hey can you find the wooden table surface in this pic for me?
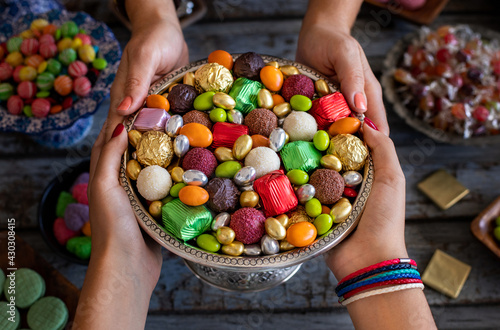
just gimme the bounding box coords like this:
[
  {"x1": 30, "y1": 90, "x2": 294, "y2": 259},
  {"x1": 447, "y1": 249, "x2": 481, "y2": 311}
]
[{"x1": 1, "y1": 1, "x2": 500, "y2": 329}]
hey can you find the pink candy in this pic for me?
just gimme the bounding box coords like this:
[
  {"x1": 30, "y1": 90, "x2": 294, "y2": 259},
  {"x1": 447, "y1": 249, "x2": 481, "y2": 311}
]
[
  {"x1": 0, "y1": 62, "x2": 13, "y2": 81},
  {"x1": 73, "y1": 76, "x2": 91, "y2": 97},
  {"x1": 72, "y1": 183, "x2": 88, "y2": 205},
  {"x1": 31, "y1": 98, "x2": 51, "y2": 117},
  {"x1": 133, "y1": 107, "x2": 171, "y2": 132},
  {"x1": 53, "y1": 217, "x2": 80, "y2": 245},
  {"x1": 20, "y1": 38, "x2": 39, "y2": 56},
  {"x1": 39, "y1": 43, "x2": 57, "y2": 59},
  {"x1": 39, "y1": 34, "x2": 55, "y2": 45},
  {"x1": 17, "y1": 81, "x2": 37, "y2": 99},
  {"x1": 68, "y1": 61, "x2": 88, "y2": 78},
  {"x1": 7, "y1": 95, "x2": 23, "y2": 115},
  {"x1": 75, "y1": 33, "x2": 92, "y2": 45}
]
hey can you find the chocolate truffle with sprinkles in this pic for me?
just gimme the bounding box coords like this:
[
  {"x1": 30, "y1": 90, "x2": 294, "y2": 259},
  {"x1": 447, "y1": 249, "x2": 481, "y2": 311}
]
[
  {"x1": 281, "y1": 74, "x2": 315, "y2": 101},
  {"x1": 309, "y1": 169, "x2": 344, "y2": 204},
  {"x1": 182, "y1": 147, "x2": 218, "y2": 177},
  {"x1": 244, "y1": 108, "x2": 278, "y2": 137},
  {"x1": 205, "y1": 178, "x2": 240, "y2": 213},
  {"x1": 167, "y1": 84, "x2": 197, "y2": 114},
  {"x1": 183, "y1": 110, "x2": 212, "y2": 130},
  {"x1": 233, "y1": 52, "x2": 265, "y2": 81},
  {"x1": 230, "y1": 207, "x2": 266, "y2": 244}
]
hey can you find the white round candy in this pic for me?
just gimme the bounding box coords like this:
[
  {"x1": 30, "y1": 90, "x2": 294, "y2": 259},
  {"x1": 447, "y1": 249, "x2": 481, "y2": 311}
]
[
  {"x1": 136, "y1": 165, "x2": 172, "y2": 201},
  {"x1": 244, "y1": 147, "x2": 280, "y2": 178},
  {"x1": 282, "y1": 111, "x2": 317, "y2": 142}
]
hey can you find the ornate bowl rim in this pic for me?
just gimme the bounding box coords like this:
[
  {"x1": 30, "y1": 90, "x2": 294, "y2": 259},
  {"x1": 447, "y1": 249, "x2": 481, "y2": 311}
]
[
  {"x1": 120, "y1": 55, "x2": 374, "y2": 271},
  {"x1": 381, "y1": 24, "x2": 500, "y2": 145},
  {"x1": 0, "y1": 9, "x2": 121, "y2": 135}
]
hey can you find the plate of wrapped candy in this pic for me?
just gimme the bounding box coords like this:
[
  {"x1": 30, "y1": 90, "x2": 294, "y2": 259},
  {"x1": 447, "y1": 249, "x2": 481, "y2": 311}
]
[
  {"x1": 120, "y1": 51, "x2": 374, "y2": 272},
  {"x1": 0, "y1": 10, "x2": 120, "y2": 141},
  {"x1": 382, "y1": 25, "x2": 500, "y2": 145}
]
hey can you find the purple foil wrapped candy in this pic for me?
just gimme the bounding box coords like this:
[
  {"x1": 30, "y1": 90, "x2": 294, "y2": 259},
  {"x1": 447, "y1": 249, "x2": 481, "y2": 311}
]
[
  {"x1": 133, "y1": 108, "x2": 171, "y2": 132},
  {"x1": 64, "y1": 203, "x2": 89, "y2": 231}
]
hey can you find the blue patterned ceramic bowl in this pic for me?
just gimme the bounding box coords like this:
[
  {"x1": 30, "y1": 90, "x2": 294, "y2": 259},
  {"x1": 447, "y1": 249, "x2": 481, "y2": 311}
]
[{"x1": 0, "y1": 9, "x2": 120, "y2": 136}]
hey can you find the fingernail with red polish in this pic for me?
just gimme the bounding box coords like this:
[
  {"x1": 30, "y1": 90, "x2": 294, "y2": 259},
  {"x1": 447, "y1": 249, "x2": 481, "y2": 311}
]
[
  {"x1": 112, "y1": 123, "x2": 124, "y2": 138},
  {"x1": 364, "y1": 117, "x2": 379, "y2": 131},
  {"x1": 117, "y1": 96, "x2": 132, "y2": 112},
  {"x1": 354, "y1": 93, "x2": 367, "y2": 111}
]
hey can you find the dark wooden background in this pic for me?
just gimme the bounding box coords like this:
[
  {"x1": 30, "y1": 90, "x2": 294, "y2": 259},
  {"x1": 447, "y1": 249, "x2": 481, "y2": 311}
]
[{"x1": 1, "y1": 0, "x2": 500, "y2": 329}]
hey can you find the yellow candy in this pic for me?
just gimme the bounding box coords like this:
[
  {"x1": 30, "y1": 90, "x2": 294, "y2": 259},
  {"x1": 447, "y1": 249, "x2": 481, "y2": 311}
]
[
  {"x1": 19, "y1": 66, "x2": 37, "y2": 81},
  {"x1": 57, "y1": 38, "x2": 73, "y2": 52},
  {"x1": 37, "y1": 61, "x2": 47, "y2": 74},
  {"x1": 71, "y1": 38, "x2": 83, "y2": 50},
  {"x1": 20, "y1": 29, "x2": 35, "y2": 39},
  {"x1": 31, "y1": 19, "x2": 49, "y2": 31},
  {"x1": 5, "y1": 52, "x2": 23, "y2": 67},
  {"x1": 78, "y1": 44, "x2": 96, "y2": 63}
]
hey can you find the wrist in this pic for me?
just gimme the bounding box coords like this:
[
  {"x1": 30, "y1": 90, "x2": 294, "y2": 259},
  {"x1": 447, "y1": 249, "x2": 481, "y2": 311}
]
[{"x1": 126, "y1": 0, "x2": 180, "y2": 32}]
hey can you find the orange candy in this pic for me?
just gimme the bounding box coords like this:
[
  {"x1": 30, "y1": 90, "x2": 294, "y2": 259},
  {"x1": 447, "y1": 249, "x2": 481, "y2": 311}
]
[
  {"x1": 43, "y1": 24, "x2": 58, "y2": 36},
  {"x1": 179, "y1": 123, "x2": 213, "y2": 148},
  {"x1": 146, "y1": 94, "x2": 170, "y2": 111},
  {"x1": 25, "y1": 54, "x2": 44, "y2": 68},
  {"x1": 251, "y1": 134, "x2": 269, "y2": 148},
  {"x1": 50, "y1": 105, "x2": 63, "y2": 114},
  {"x1": 272, "y1": 94, "x2": 285, "y2": 106},
  {"x1": 54, "y1": 75, "x2": 73, "y2": 96},
  {"x1": 82, "y1": 221, "x2": 91, "y2": 237},
  {"x1": 179, "y1": 186, "x2": 209, "y2": 206},
  {"x1": 328, "y1": 117, "x2": 361, "y2": 136},
  {"x1": 286, "y1": 222, "x2": 317, "y2": 247},
  {"x1": 208, "y1": 50, "x2": 233, "y2": 70},
  {"x1": 321, "y1": 205, "x2": 331, "y2": 215},
  {"x1": 260, "y1": 66, "x2": 283, "y2": 92}
]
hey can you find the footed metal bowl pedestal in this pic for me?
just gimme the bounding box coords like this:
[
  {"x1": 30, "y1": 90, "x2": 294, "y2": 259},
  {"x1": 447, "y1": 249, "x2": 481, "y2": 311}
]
[
  {"x1": 184, "y1": 260, "x2": 302, "y2": 292},
  {"x1": 121, "y1": 55, "x2": 374, "y2": 292}
]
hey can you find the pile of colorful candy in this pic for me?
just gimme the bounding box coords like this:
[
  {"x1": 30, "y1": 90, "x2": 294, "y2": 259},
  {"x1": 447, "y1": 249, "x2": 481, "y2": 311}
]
[
  {"x1": 53, "y1": 172, "x2": 91, "y2": 260},
  {"x1": 0, "y1": 268, "x2": 69, "y2": 330},
  {"x1": 0, "y1": 18, "x2": 107, "y2": 117},
  {"x1": 394, "y1": 25, "x2": 500, "y2": 138},
  {"x1": 126, "y1": 51, "x2": 369, "y2": 256}
]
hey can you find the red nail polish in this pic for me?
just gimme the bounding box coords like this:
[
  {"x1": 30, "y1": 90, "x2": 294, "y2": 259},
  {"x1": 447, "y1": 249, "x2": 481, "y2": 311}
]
[
  {"x1": 364, "y1": 117, "x2": 379, "y2": 131},
  {"x1": 117, "y1": 96, "x2": 132, "y2": 112},
  {"x1": 112, "y1": 123, "x2": 124, "y2": 138},
  {"x1": 354, "y1": 93, "x2": 367, "y2": 111}
]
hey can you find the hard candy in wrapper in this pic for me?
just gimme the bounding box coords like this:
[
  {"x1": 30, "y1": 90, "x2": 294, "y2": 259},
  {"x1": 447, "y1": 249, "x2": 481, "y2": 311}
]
[
  {"x1": 194, "y1": 63, "x2": 234, "y2": 93},
  {"x1": 327, "y1": 134, "x2": 368, "y2": 171},
  {"x1": 136, "y1": 131, "x2": 174, "y2": 168}
]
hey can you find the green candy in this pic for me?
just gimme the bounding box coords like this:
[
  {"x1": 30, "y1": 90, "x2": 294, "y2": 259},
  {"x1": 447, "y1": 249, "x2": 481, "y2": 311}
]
[
  {"x1": 209, "y1": 108, "x2": 227, "y2": 122},
  {"x1": 0, "y1": 83, "x2": 13, "y2": 101},
  {"x1": 4, "y1": 268, "x2": 46, "y2": 309},
  {"x1": 287, "y1": 169, "x2": 309, "y2": 185},
  {"x1": 92, "y1": 58, "x2": 108, "y2": 70},
  {"x1": 61, "y1": 21, "x2": 79, "y2": 38},
  {"x1": 314, "y1": 214, "x2": 333, "y2": 235},
  {"x1": 23, "y1": 105, "x2": 33, "y2": 117},
  {"x1": 36, "y1": 91, "x2": 50, "y2": 98},
  {"x1": 59, "y1": 48, "x2": 77, "y2": 65},
  {"x1": 215, "y1": 161, "x2": 242, "y2": 178},
  {"x1": 170, "y1": 183, "x2": 187, "y2": 198},
  {"x1": 193, "y1": 91, "x2": 215, "y2": 111},
  {"x1": 161, "y1": 195, "x2": 174, "y2": 204},
  {"x1": 196, "y1": 233, "x2": 221, "y2": 253},
  {"x1": 27, "y1": 297, "x2": 68, "y2": 330},
  {"x1": 0, "y1": 301, "x2": 20, "y2": 330},
  {"x1": 55, "y1": 28, "x2": 62, "y2": 40},
  {"x1": 66, "y1": 236, "x2": 91, "y2": 259},
  {"x1": 7, "y1": 37, "x2": 23, "y2": 53},
  {"x1": 56, "y1": 191, "x2": 77, "y2": 218},
  {"x1": 280, "y1": 141, "x2": 322, "y2": 172},
  {"x1": 46, "y1": 59, "x2": 62, "y2": 75},
  {"x1": 290, "y1": 94, "x2": 312, "y2": 111},
  {"x1": 494, "y1": 227, "x2": 500, "y2": 241},
  {"x1": 313, "y1": 130, "x2": 330, "y2": 151},
  {"x1": 305, "y1": 198, "x2": 322, "y2": 218},
  {"x1": 228, "y1": 77, "x2": 263, "y2": 114},
  {"x1": 161, "y1": 199, "x2": 213, "y2": 241},
  {"x1": 36, "y1": 72, "x2": 55, "y2": 91}
]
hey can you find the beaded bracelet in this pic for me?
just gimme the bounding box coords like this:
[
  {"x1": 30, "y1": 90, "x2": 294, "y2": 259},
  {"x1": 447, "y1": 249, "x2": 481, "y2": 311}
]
[
  {"x1": 335, "y1": 263, "x2": 415, "y2": 294},
  {"x1": 341, "y1": 283, "x2": 425, "y2": 306},
  {"x1": 341, "y1": 278, "x2": 423, "y2": 301},
  {"x1": 337, "y1": 258, "x2": 417, "y2": 286}
]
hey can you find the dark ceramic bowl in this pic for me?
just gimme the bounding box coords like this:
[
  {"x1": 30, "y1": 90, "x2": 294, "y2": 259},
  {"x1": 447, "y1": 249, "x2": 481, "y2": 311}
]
[{"x1": 38, "y1": 158, "x2": 90, "y2": 265}]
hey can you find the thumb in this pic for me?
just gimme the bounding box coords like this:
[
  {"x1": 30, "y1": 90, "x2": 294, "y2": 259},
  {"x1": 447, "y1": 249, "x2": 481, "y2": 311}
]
[
  {"x1": 334, "y1": 44, "x2": 367, "y2": 114},
  {"x1": 93, "y1": 123, "x2": 129, "y2": 187}
]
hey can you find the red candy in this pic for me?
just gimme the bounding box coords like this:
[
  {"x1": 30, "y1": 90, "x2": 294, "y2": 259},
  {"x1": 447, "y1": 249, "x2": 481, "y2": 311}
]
[
  {"x1": 0, "y1": 62, "x2": 13, "y2": 81},
  {"x1": 17, "y1": 81, "x2": 37, "y2": 99},
  {"x1": 39, "y1": 34, "x2": 55, "y2": 45},
  {"x1": 309, "y1": 92, "x2": 351, "y2": 130},
  {"x1": 39, "y1": 42, "x2": 57, "y2": 59},
  {"x1": 211, "y1": 122, "x2": 249, "y2": 149},
  {"x1": 7, "y1": 95, "x2": 23, "y2": 115},
  {"x1": 253, "y1": 170, "x2": 298, "y2": 217},
  {"x1": 73, "y1": 76, "x2": 91, "y2": 97},
  {"x1": 72, "y1": 183, "x2": 89, "y2": 205},
  {"x1": 31, "y1": 98, "x2": 51, "y2": 117},
  {"x1": 13, "y1": 65, "x2": 24, "y2": 83},
  {"x1": 53, "y1": 217, "x2": 80, "y2": 245},
  {"x1": 68, "y1": 60, "x2": 88, "y2": 78},
  {"x1": 75, "y1": 33, "x2": 92, "y2": 45},
  {"x1": 20, "y1": 38, "x2": 39, "y2": 56},
  {"x1": 230, "y1": 207, "x2": 266, "y2": 244},
  {"x1": 281, "y1": 74, "x2": 315, "y2": 101},
  {"x1": 62, "y1": 96, "x2": 73, "y2": 109},
  {"x1": 343, "y1": 187, "x2": 358, "y2": 198},
  {"x1": 54, "y1": 75, "x2": 73, "y2": 96}
]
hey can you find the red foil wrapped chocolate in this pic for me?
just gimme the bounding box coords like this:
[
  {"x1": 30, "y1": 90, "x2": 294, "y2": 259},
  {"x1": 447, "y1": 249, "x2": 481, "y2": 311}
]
[
  {"x1": 309, "y1": 92, "x2": 351, "y2": 130},
  {"x1": 253, "y1": 170, "x2": 298, "y2": 217},
  {"x1": 211, "y1": 122, "x2": 249, "y2": 149}
]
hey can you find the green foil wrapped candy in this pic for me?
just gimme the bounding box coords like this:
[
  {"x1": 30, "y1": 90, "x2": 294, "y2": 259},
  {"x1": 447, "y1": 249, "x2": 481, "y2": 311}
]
[
  {"x1": 280, "y1": 141, "x2": 322, "y2": 173},
  {"x1": 228, "y1": 77, "x2": 263, "y2": 115},
  {"x1": 162, "y1": 198, "x2": 213, "y2": 241}
]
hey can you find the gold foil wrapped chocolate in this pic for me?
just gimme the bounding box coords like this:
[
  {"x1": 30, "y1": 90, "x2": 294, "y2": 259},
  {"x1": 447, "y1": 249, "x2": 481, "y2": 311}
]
[
  {"x1": 327, "y1": 134, "x2": 368, "y2": 171},
  {"x1": 136, "y1": 131, "x2": 174, "y2": 168},
  {"x1": 288, "y1": 205, "x2": 312, "y2": 225},
  {"x1": 194, "y1": 63, "x2": 234, "y2": 93}
]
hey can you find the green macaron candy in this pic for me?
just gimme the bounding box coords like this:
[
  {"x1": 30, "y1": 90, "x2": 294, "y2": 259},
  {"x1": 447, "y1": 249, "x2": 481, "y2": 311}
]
[
  {"x1": 0, "y1": 301, "x2": 20, "y2": 330},
  {"x1": 0, "y1": 269, "x2": 5, "y2": 296},
  {"x1": 3, "y1": 268, "x2": 45, "y2": 309},
  {"x1": 27, "y1": 296, "x2": 68, "y2": 330}
]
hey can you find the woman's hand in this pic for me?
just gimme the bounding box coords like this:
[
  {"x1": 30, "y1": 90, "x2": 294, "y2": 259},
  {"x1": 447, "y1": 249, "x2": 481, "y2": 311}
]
[{"x1": 325, "y1": 125, "x2": 407, "y2": 280}]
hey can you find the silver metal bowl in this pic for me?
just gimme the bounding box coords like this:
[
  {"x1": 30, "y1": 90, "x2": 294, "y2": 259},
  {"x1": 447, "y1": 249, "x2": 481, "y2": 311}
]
[{"x1": 120, "y1": 55, "x2": 374, "y2": 292}]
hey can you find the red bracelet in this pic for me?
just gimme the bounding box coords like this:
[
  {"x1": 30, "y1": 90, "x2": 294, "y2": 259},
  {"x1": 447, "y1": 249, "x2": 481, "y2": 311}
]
[
  {"x1": 337, "y1": 258, "x2": 417, "y2": 286},
  {"x1": 341, "y1": 278, "x2": 423, "y2": 300}
]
